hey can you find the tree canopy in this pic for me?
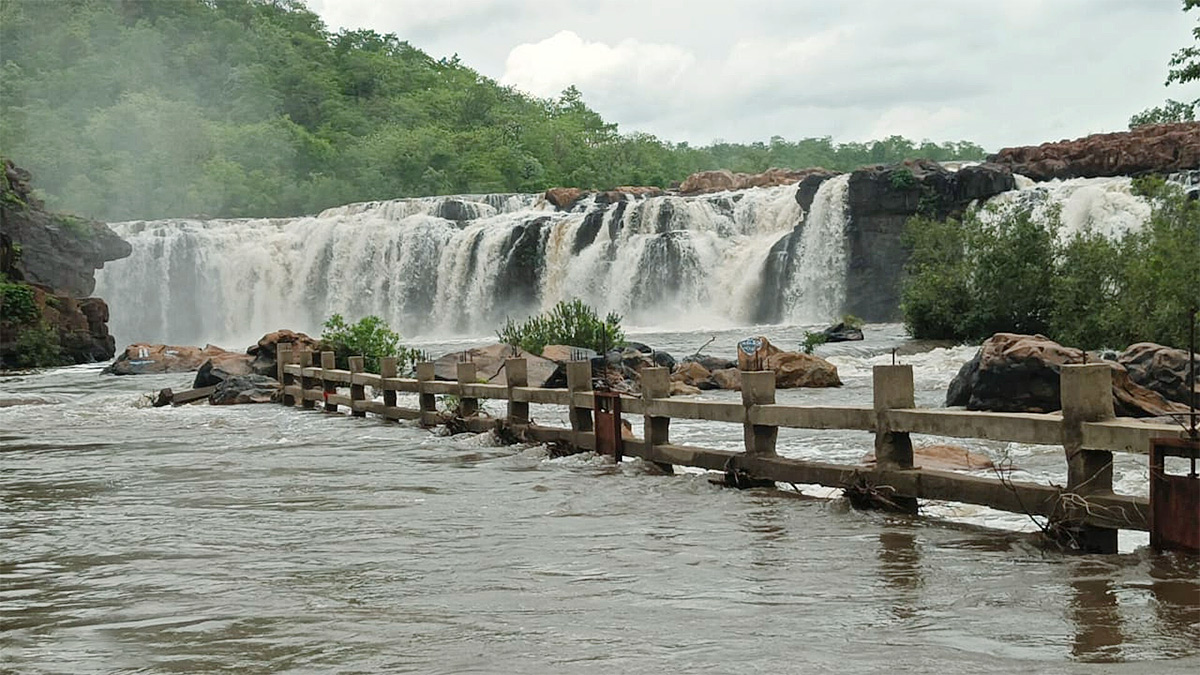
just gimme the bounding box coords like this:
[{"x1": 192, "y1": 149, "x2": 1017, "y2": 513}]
[
  {"x1": 0, "y1": 0, "x2": 987, "y2": 221},
  {"x1": 1130, "y1": 0, "x2": 1200, "y2": 127}
]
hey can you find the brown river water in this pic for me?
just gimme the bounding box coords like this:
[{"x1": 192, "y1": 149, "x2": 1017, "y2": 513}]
[{"x1": 2, "y1": 325, "x2": 1198, "y2": 673}]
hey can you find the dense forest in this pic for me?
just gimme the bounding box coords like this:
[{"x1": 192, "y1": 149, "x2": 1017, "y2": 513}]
[{"x1": 0, "y1": 0, "x2": 987, "y2": 222}]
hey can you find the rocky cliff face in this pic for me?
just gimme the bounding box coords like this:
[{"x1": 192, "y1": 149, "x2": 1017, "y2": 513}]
[
  {"x1": 3, "y1": 160, "x2": 131, "y2": 296},
  {"x1": 989, "y1": 122, "x2": 1200, "y2": 181},
  {"x1": 780, "y1": 160, "x2": 1016, "y2": 322},
  {"x1": 1, "y1": 159, "x2": 131, "y2": 367}
]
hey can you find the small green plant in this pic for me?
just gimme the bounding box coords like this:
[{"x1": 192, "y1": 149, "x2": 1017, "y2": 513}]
[
  {"x1": 840, "y1": 314, "x2": 864, "y2": 329},
  {"x1": 319, "y1": 313, "x2": 418, "y2": 373},
  {"x1": 1, "y1": 282, "x2": 40, "y2": 325},
  {"x1": 54, "y1": 214, "x2": 92, "y2": 238},
  {"x1": 889, "y1": 168, "x2": 917, "y2": 191},
  {"x1": 801, "y1": 330, "x2": 828, "y2": 354},
  {"x1": 497, "y1": 299, "x2": 624, "y2": 356}
]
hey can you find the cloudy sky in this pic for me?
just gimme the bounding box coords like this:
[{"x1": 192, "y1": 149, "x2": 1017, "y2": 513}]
[{"x1": 308, "y1": 0, "x2": 1198, "y2": 151}]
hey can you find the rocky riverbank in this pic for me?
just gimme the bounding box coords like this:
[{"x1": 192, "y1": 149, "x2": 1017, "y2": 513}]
[{"x1": 1, "y1": 159, "x2": 131, "y2": 368}]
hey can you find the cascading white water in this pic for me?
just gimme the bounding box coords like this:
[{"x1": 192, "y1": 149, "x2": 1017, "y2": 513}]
[
  {"x1": 781, "y1": 174, "x2": 851, "y2": 323},
  {"x1": 96, "y1": 183, "x2": 853, "y2": 347},
  {"x1": 980, "y1": 176, "x2": 1152, "y2": 240}
]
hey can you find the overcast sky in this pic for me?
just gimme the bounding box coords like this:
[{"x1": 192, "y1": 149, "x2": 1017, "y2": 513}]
[{"x1": 308, "y1": 0, "x2": 1198, "y2": 151}]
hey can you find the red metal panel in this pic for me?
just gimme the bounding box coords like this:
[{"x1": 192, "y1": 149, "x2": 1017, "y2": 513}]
[
  {"x1": 1149, "y1": 436, "x2": 1200, "y2": 554},
  {"x1": 594, "y1": 391, "x2": 624, "y2": 462}
]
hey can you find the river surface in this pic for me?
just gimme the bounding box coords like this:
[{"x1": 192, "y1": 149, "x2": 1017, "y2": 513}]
[{"x1": 3, "y1": 325, "x2": 1198, "y2": 673}]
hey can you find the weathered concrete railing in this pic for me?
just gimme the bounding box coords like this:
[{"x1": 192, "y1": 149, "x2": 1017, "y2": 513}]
[{"x1": 276, "y1": 347, "x2": 1189, "y2": 553}]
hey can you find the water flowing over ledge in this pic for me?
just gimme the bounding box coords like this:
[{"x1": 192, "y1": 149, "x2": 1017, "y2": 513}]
[{"x1": 96, "y1": 173, "x2": 1154, "y2": 348}]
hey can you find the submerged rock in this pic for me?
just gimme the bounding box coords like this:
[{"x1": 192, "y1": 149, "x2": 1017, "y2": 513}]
[
  {"x1": 862, "y1": 444, "x2": 995, "y2": 471},
  {"x1": 820, "y1": 321, "x2": 864, "y2": 343},
  {"x1": 209, "y1": 375, "x2": 281, "y2": 405}
]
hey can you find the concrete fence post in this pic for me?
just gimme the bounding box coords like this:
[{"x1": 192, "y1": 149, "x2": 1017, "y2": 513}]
[
  {"x1": 505, "y1": 358, "x2": 529, "y2": 424},
  {"x1": 872, "y1": 364, "x2": 917, "y2": 514},
  {"x1": 321, "y1": 351, "x2": 337, "y2": 413},
  {"x1": 641, "y1": 366, "x2": 673, "y2": 474},
  {"x1": 1060, "y1": 363, "x2": 1117, "y2": 553},
  {"x1": 348, "y1": 356, "x2": 366, "y2": 417},
  {"x1": 416, "y1": 362, "x2": 436, "y2": 426},
  {"x1": 298, "y1": 348, "x2": 315, "y2": 410},
  {"x1": 380, "y1": 356, "x2": 398, "y2": 410},
  {"x1": 741, "y1": 370, "x2": 777, "y2": 456},
  {"x1": 566, "y1": 361, "x2": 594, "y2": 445},
  {"x1": 278, "y1": 345, "x2": 295, "y2": 406},
  {"x1": 456, "y1": 361, "x2": 478, "y2": 418}
]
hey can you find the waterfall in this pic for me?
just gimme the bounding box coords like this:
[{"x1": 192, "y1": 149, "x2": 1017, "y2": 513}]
[
  {"x1": 979, "y1": 176, "x2": 1152, "y2": 240},
  {"x1": 780, "y1": 174, "x2": 851, "y2": 323},
  {"x1": 96, "y1": 183, "x2": 853, "y2": 347}
]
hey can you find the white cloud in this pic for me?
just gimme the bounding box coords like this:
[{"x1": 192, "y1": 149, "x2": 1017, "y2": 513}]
[
  {"x1": 312, "y1": 0, "x2": 1200, "y2": 150},
  {"x1": 500, "y1": 31, "x2": 694, "y2": 111}
]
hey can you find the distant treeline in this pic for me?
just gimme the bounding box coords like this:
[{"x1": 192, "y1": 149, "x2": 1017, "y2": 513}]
[{"x1": 0, "y1": 0, "x2": 987, "y2": 221}]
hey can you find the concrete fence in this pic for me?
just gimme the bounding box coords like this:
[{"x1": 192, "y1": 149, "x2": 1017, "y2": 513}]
[{"x1": 276, "y1": 346, "x2": 1189, "y2": 554}]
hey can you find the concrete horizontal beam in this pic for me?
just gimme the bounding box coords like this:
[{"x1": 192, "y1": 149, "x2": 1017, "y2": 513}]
[
  {"x1": 748, "y1": 404, "x2": 875, "y2": 430},
  {"x1": 511, "y1": 387, "x2": 570, "y2": 405},
  {"x1": 381, "y1": 377, "x2": 419, "y2": 393},
  {"x1": 646, "y1": 399, "x2": 746, "y2": 423},
  {"x1": 887, "y1": 408, "x2": 1062, "y2": 445},
  {"x1": 461, "y1": 383, "x2": 509, "y2": 399},
  {"x1": 353, "y1": 372, "x2": 381, "y2": 387},
  {"x1": 420, "y1": 381, "x2": 459, "y2": 395},
  {"x1": 315, "y1": 368, "x2": 351, "y2": 384},
  {"x1": 1081, "y1": 418, "x2": 1188, "y2": 454}
]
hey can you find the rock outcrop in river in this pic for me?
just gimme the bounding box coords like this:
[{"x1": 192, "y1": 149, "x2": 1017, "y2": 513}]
[
  {"x1": 946, "y1": 333, "x2": 1192, "y2": 418},
  {"x1": 1, "y1": 159, "x2": 131, "y2": 368},
  {"x1": 988, "y1": 122, "x2": 1200, "y2": 181}
]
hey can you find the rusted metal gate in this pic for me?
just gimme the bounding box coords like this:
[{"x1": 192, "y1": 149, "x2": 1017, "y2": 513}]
[
  {"x1": 1149, "y1": 436, "x2": 1200, "y2": 554},
  {"x1": 594, "y1": 390, "x2": 624, "y2": 462}
]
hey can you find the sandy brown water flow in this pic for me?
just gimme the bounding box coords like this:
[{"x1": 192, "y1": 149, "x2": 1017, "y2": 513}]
[{"x1": 2, "y1": 325, "x2": 1198, "y2": 674}]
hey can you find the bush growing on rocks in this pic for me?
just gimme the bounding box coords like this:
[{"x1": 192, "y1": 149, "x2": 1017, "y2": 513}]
[{"x1": 497, "y1": 299, "x2": 624, "y2": 356}]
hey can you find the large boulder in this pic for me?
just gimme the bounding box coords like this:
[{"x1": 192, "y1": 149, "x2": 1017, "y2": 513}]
[
  {"x1": 736, "y1": 335, "x2": 841, "y2": 388},
  {"x1": 209, "y1": 375, "x2": 281, "y2": 405},
  {"x1": 679, "y1": 167, "x2": 834, "y2": 195},
  {"x1": 541, "y1": 344, "x2": 598, "y2": 363},
  {"x1": 671, "y1": 361, "x2": 715, "y2": 389},
  {"x1": 543, "y1": 187, "x2": 584, "y2": 210},
  {"x1": 989, "y1": 123, "x2": 1200, "y2": 181},
  {"x1": 767, "y1": 351, "x2": 842, "y2": 388},
  {"x1": 104, "y1": 343, "x2": 250, "y2": 376},
  {"x1": 247, "y1": 329, "x2": 321, "y2": 376},
  {"x1": 684, "y1": 354, "x2": 736, "y2": 372},
  {"x1": 946, "y1": 333, "x2": 1190, "y2": 418},
  {"x1": 193, "y1": 356, "x2": 255, "y2": 388},
  {"x1": 433, "y1": 343, "x2": 563, "y2": 387},
  {"x1": 711, "y1": 367, "x2": 743, "y2": 391},
  {"x1": 1117, "y1": 342, "x2": 1198, "y2": 407}
]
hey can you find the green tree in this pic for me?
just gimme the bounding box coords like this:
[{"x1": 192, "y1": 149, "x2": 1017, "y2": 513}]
[{"x1": 319, "y1": 313, "x2": 417, "y2": 373}]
